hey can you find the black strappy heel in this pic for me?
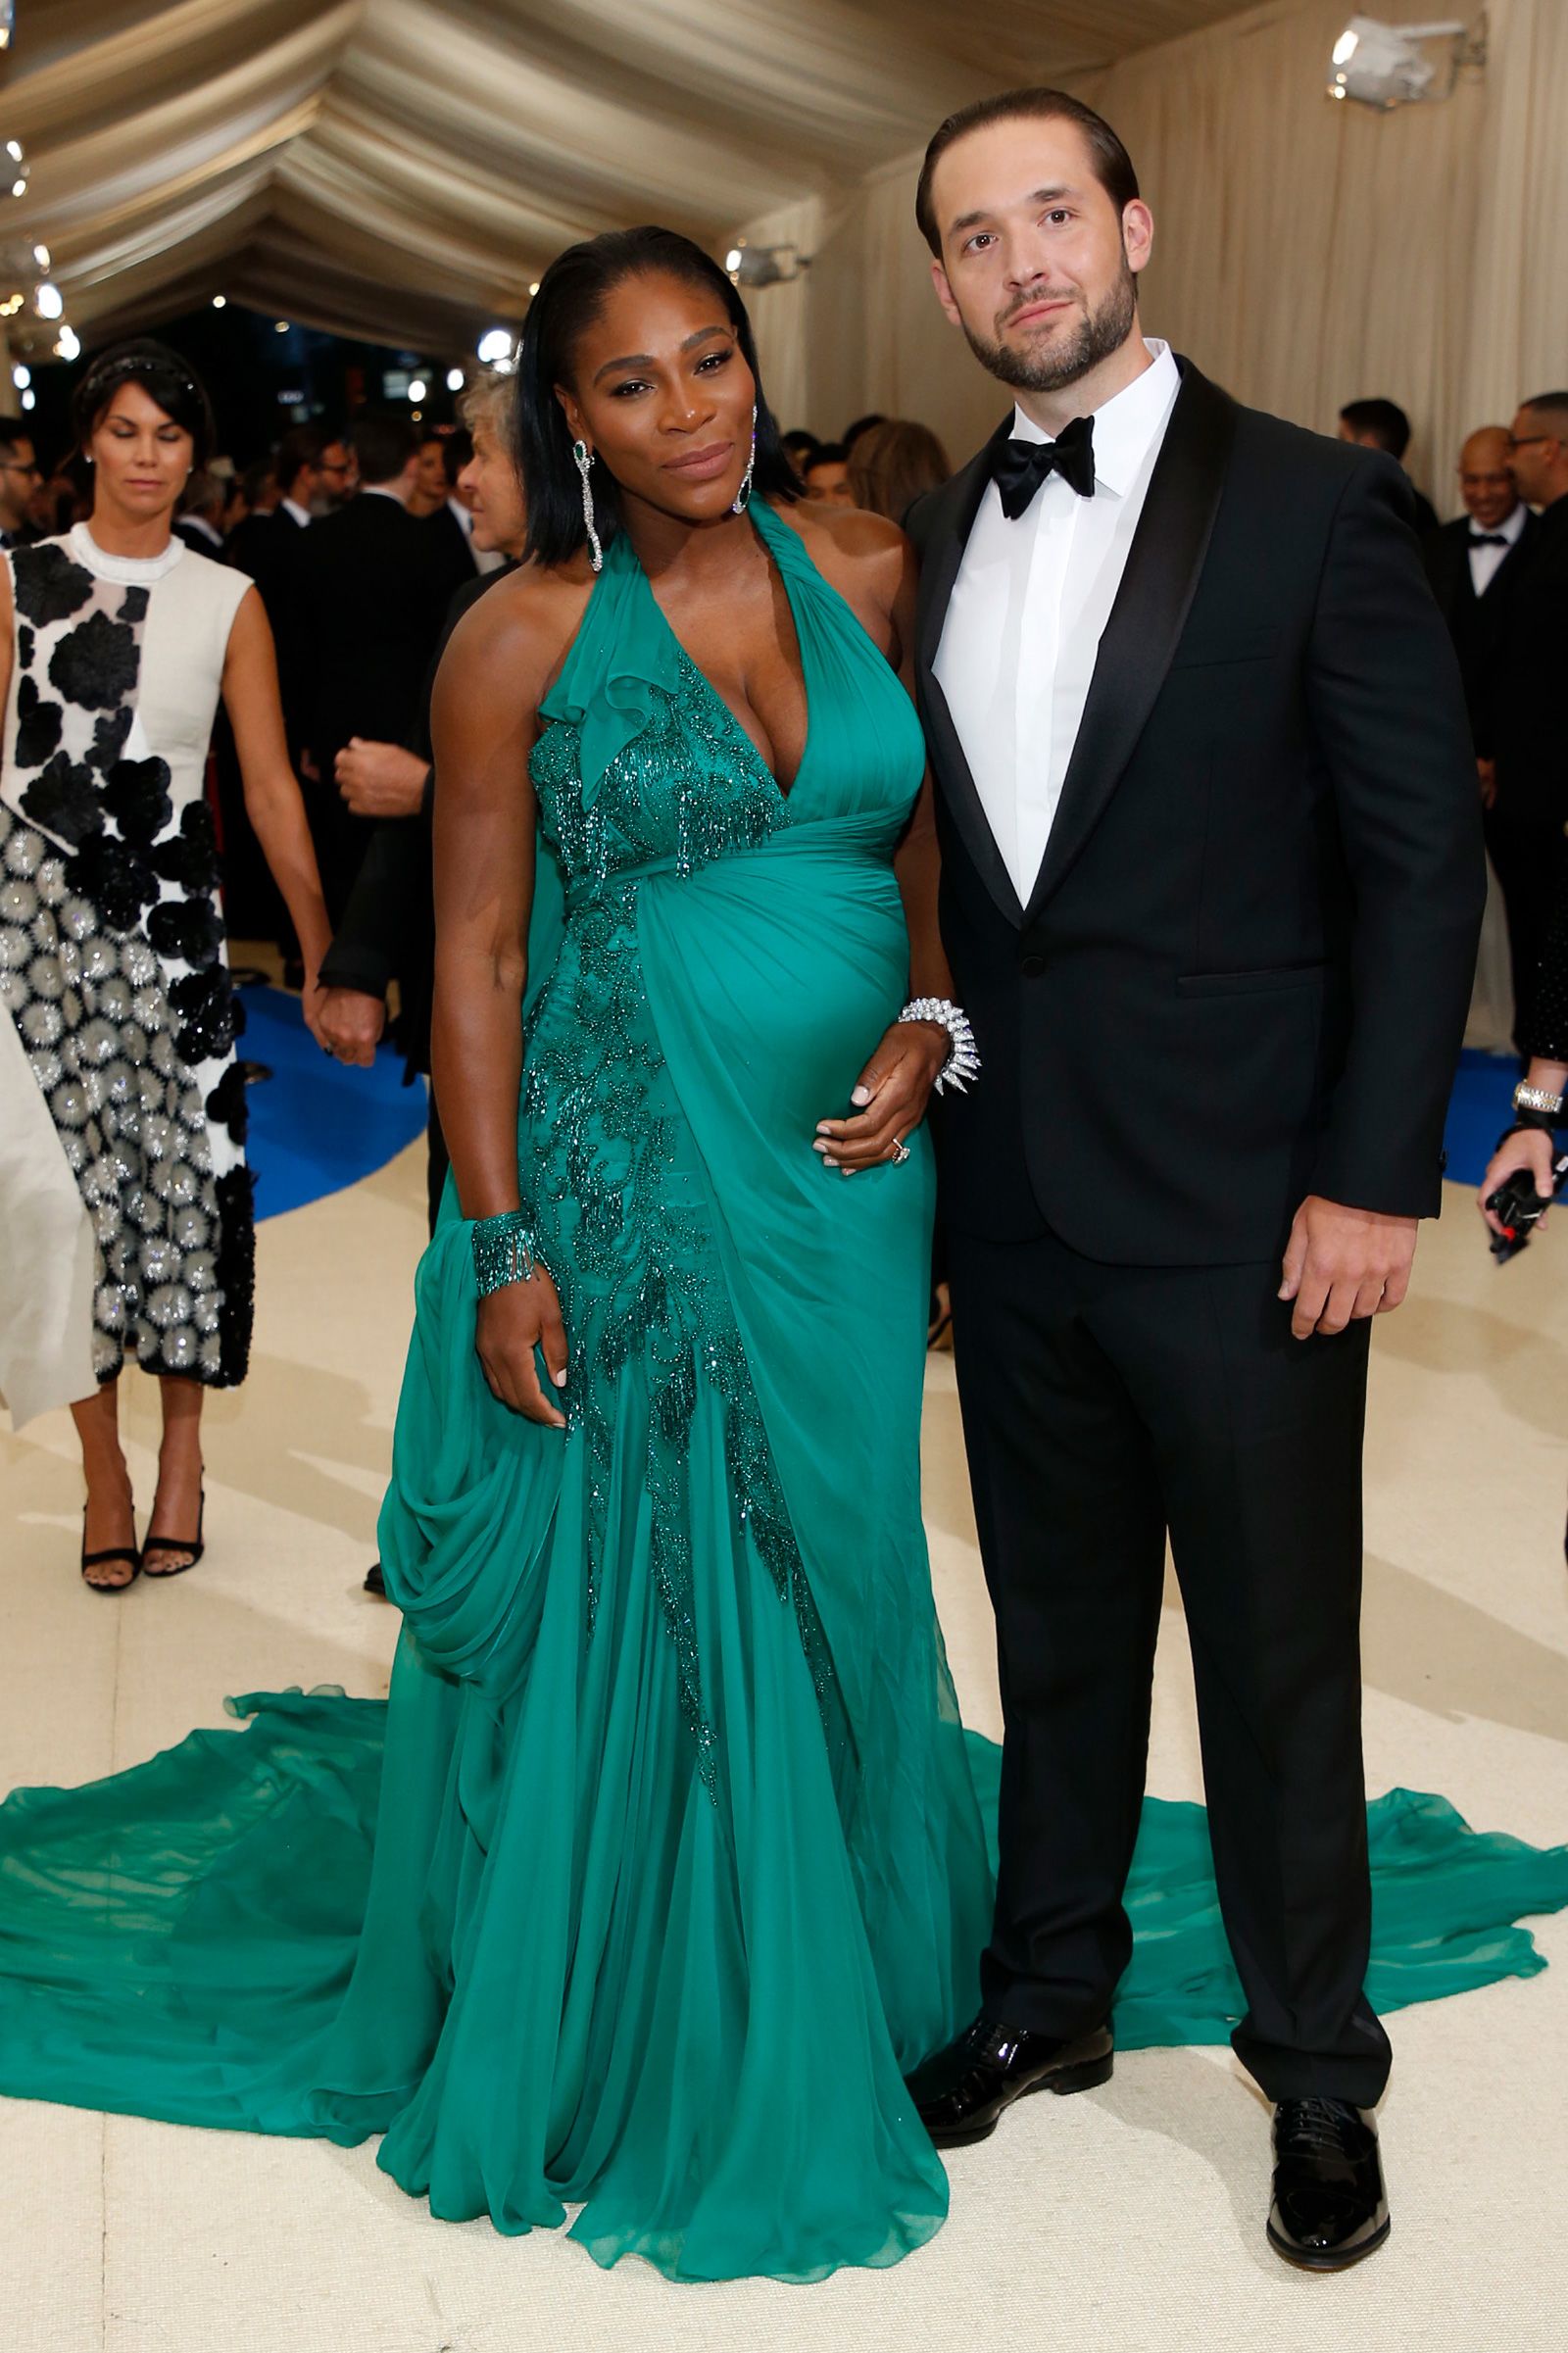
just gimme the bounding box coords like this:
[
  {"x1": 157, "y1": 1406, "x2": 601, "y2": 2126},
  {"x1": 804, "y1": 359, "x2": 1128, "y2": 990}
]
[
  {"x1": 79, "y1": 1506, "x2": 141, "y2": 1593},
  {"x1": 142, "y1": 1490, "x2": 206, "y2": 1580}
]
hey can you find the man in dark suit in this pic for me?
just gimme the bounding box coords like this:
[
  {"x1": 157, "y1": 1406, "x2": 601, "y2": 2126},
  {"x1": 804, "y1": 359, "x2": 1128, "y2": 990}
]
[
  {"x1": 0, "y1": 417, "x2": 43, "y2": 550},
  {"x1": 295, "y1": 412, "x2": 473, "y2": 920},
  {"x1": 1424, "y1": 424, "x2": 1537, "y2": 746},
  {"x1": 1477, "y1": 393, "x2": 1568, "y2": 1050},
  {"x1": 900, "y1": 89, "x2": 1483, "y2": 2271},
  {"x1": 1339, "y1": 397, "x2": 1440, "y2": 533}
]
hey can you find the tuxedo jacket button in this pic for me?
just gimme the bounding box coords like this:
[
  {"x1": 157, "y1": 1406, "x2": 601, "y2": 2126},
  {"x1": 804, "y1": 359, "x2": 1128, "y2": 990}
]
[{"x1": 1020, "y1": 953, "x2": 1048, "y2": 978}]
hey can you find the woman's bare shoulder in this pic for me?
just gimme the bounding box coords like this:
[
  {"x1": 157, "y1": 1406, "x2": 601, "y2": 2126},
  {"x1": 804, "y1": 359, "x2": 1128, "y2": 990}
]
[{"x1": 442, "y1": 558, "x2": 598, "y2": 705}]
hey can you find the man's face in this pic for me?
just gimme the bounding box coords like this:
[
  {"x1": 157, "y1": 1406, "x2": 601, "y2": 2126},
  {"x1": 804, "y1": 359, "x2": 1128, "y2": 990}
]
[
  {"x1": 804, "y1": 459, "x2": 855, "y2": 507},
  {"x1": 312, "y1": 440, "x2": 355, "y2": 512},
  {"x1": 1457, "y1": 430, "x2": 1517, "y2": 530},
  {"x1": 928, "y1": 115, "x2": 1152, "y2": 394},
  {"x1": 1506, "y1": 407, "x2": 1561, "y2": 508},
  {"x1": 0, "y1": 437, "x2": 40, "y2": 528}
]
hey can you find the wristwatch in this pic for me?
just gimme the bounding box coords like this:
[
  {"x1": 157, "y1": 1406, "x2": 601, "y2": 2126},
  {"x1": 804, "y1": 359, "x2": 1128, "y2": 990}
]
[{"x1": 1513, "y1": 1081, "x2": 1566, "y2": 1121}]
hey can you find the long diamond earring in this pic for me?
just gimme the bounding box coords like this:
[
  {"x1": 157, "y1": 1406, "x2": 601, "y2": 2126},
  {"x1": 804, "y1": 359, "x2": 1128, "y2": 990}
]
[
  {"x1": 732, "y1": 405, "x2": 758, "y2": 515},
  {"x1": 573, "y1": 438, "x2": 603, "y2": 572}
]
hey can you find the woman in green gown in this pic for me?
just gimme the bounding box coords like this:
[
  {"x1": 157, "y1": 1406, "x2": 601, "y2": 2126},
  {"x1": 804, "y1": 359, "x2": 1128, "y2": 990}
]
[{"x1": 1, "y1": 229, "x2": 1566, "y2": 2285}]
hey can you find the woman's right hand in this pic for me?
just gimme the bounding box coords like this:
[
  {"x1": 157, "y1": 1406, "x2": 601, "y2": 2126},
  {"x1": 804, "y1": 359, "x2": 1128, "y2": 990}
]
[
  {"x1": 1479, "y1": 1126, "x2": 1558, "y2": 1237},
  {"x1": 475, "y1": 1271, "x2": 570, "y2": 1427}
]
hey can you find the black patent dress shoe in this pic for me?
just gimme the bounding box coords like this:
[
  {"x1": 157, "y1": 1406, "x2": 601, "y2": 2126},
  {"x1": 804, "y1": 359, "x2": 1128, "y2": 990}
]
[
  {"x1": 906, "y1": 2015, "x2": 1113, "y2": 2148},
  {"x1": 364, "y1": 1561, "x2": 387, "y2": 1598},
  {"x1": 1267, "y1": 2098, "x2": 1390, "y2": 2271}
]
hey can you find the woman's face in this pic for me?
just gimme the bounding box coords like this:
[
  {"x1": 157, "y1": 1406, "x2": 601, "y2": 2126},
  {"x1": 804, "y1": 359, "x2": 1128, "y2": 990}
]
[
  {"x1": 456, "y1": 420, "x2": 527, "y2": 555},
  {"x1": 89, "y1": 380, "x2": 194, "y2": 524},
  {"x1": 556, "y1": 270, "x2": 755, "y2": 530}
]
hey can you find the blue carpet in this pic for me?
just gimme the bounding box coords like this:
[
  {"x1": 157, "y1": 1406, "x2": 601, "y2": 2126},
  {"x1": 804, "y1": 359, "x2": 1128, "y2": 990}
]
[
  {"x1": 1444, "y1": 1047, "x2": 1520, "y2": 1191},
  {"x1": 236, "y1": 984, "x2": 427, "y2": 1223}
]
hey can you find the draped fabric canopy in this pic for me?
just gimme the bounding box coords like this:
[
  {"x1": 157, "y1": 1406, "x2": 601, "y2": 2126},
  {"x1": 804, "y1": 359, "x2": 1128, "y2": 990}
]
[{"x1": 1, "y1": 0, "x2": 1249, "y2": 356}]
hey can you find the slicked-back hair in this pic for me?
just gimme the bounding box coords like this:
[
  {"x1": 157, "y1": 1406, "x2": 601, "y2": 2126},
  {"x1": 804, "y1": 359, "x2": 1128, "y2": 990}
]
[
  {"x1": 916, "y1": 87, "x2": 1140, "y2": 259},
  {"x1": 1521, "y1": 391, "x2": 1568, "y2": 440},
  {"x1": 515, "y1": 224, "x2": 798, "y2": 570},
  {"x1": 1339, "y1": 398, "x2": 1412, "y2": 460},
  {"x1": 351, "y1": 410, "x2": 419, "y2": 487},
  {"x1": 71, "y1": 337, "x2": 217, "y2": 467},
  {"x1": 274, "y1": 422, "x2": 333, "y2": 492}
]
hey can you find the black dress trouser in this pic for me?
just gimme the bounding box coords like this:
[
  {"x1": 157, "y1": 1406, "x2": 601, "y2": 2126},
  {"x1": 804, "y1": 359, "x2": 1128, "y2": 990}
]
[
  {"x1": 948, "y1": 1221, "x2": 1393, "y2": 2108},
  {"x1": 1485, "y1": 807, "x2": 1567, "y2": 1054}
]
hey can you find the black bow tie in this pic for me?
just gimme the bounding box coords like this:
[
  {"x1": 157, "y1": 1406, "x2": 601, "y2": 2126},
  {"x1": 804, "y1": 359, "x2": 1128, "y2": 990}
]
[
  {"x1": 1470, "y1": 532, "x2": 1508, "y2": 547},
  {"x1": 992, "y1": 415, "x2": 1096, "y2": 516}
]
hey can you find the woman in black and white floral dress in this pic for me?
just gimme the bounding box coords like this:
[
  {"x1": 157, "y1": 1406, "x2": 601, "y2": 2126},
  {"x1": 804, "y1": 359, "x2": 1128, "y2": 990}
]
[{"x1": 0, "y1": 341, "x2": 333, "y2": 1587}]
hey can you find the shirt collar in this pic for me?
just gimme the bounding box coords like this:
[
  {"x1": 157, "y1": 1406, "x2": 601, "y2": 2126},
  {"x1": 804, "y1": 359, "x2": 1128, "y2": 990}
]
[
  {"x1": 281, "y1": 496, "x2": 312, "y2": 529},
  {"x1": 448, "y1": 496, "x2": 473, "y2": 534},
  {"x1": 1471, "y1": 502, "x2": 1526, "y2": 545},
  {"x1": 1010, "y1": 338, "x2": 1180, "y2": 498}
]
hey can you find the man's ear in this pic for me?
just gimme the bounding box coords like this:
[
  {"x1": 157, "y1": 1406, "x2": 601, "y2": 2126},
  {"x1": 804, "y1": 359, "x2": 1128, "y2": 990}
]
[
  {"x1": 931, "y1": 258, "x2": 962, "y2": 331},
  {"x1": 1123, "y1": 200, "x2": 1154, "y2": 278}
]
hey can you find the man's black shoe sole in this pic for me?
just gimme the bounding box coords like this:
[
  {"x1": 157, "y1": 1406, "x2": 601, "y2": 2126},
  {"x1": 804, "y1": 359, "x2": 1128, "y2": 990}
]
[
  {"x1": 921, "y1": 2048, "x2": 1114, "y2": 2148},
  {"x1": 1266, "y1": 2216, "x2": 1391, "y2": 2272}
]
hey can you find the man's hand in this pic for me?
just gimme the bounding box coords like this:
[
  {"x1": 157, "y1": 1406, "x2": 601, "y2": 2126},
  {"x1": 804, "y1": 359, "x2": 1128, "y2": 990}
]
[
  {"x1": 316, "y1": 986, "x2": 384, "y2": 1067},
  {"x1": 335, "y1": 738, "x2": 430, "y2": 819},
  {"x1": 1479, "y1": 1127, "x2": 1557, "y2": 1237},
  {"x1": 1279, "y1": 1196, "x2": 1418, "y2": 1338}
]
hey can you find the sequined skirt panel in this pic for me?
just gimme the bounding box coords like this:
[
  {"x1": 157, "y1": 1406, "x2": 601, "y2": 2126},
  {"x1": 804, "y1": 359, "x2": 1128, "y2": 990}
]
[{"x1": 0, "y1": 806, "x2": 253, "y2": 1391}]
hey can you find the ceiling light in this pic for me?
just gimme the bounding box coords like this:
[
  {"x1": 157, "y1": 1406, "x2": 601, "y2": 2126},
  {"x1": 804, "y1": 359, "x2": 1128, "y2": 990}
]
[
  {"x1": 213, "y1": 294, "x2": 227, "y2": 309},
  {"x1": 477, "y1": 326, "x2": 513, "y2": 366},
  {"x1": 31, "y1": 243, "x2": 48, "y2": 270},
  {"x1": 56, "y1": 324, "x2": 80, "y2": 361},
  {"x1": 274, "y1": 319, "x2": 289, "y2": 333},
  {"x1": 407, "y1": 377, "x2": 427, "y2": 403},
  {"x1": 1326, "y1": 15, "x2": 1484, "y2": 108},
  {"x1": 725, "y1": 242, "x2": 810, "y2": 289},
  {"x1": 33, "y1": 281, "x2": 63, "y2": 319},
  {"x1": 11, "y1": 362, "x2": 27, "y2": 388},
  {"x1": 528, "y1": 282, "x2": 540, "y2": 298},
  {"x1": 20, "y1": 388, "x2": 33, "y2": 411},
  {"x1": 445, "y1": 366, "x2": 465, "y2": 391}
]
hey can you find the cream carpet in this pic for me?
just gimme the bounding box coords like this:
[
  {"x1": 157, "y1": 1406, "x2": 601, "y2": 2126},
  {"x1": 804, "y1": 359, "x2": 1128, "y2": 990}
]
[{"x1": 2, "y1": 1128, "x2": 1565, "y2": 2353}]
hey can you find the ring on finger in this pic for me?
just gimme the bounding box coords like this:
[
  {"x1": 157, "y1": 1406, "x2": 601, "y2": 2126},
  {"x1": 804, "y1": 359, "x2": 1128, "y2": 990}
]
[{"x1": 889, "y1": 1137, "x2": 911, "y2": 1166}]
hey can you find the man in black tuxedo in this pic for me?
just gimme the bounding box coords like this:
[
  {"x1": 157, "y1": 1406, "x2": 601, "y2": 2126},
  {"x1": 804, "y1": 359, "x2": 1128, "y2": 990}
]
[
  {"x1": 1424, "y1": 425, "x2": 1537, "y2": 741},
  {"x1": 1477, "y1": 395, "x2": 1568, "y2": 1050},
  {"x1": 902, "y1": 89, "x2": 1483, "y2": 2271},
  {"x1": 295, "y1": 412, "x2": 473, "y2": 919},
  {"x1": 1339, "y1": 398, "x2": 1440, "y2": 534}
]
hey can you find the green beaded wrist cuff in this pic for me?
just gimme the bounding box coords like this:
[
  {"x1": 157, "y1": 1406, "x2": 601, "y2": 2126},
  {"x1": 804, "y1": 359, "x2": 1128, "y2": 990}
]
[{"x1": 472, "y1": 1210, "x2": 540, "y2": 1298}]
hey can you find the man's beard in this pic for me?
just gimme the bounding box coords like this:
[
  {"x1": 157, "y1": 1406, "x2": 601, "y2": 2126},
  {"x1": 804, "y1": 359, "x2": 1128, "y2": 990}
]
[{"x1": 962, "y1": 262, "x2": 1139, "y2": 394}]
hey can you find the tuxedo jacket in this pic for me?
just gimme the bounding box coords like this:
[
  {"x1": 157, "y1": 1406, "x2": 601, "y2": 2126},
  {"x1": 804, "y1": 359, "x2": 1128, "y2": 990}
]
[
  {"x1": 296, "y1": 491, "x2": 473, "y2": 776},
  {"x1": 906, "y1": 360, "x2": 1485, "y2": 1263},
  {"x1": 1422, "y1": 510, "x2": 1538, "y2": 744},
  {"x1": 1472, "y1": 495, "x2": 1568, "y2": 820},
  {"x1": 318, "y1": 564, "x2": 511, "y2": 1074},
  {"x1": 225, "y1": 506, "x2": 311, "y2": 758}
]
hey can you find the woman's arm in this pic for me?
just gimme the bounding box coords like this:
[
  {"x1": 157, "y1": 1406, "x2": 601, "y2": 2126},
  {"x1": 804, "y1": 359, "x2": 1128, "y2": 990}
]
[
  {"x1": 430, "y1": 581, "x2": 570, "y2": 1425},
  {"x1": 816, "y1": 528, "x2": 951, "y2": 1171},
  {"x1": 220, "y1": 588, "x2": 333, "y2": 1039}
]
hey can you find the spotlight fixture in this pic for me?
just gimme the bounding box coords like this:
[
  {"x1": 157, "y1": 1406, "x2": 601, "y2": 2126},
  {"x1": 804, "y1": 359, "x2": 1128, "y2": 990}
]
[
  {"x1": 477, "y1": 325, "x2": 514, "y2": 367},
  {"x1": 32, "y1": 279, "x2": 62, "y2": 319},
  {"x1": 11, "y1": 362, "x2": 27, "y2": 388},
  {"x1": 445, "y1": 365, "x2": 465, "y2": 392},
  {"x1": 724, "y1": 242, "x2": 810, "y2": 290},
  {"x1": 56, "y1": 325, "x2": 79, "y2": 361},
  {"x1": 407, "y1": 377, "x2": 427, "y2": 404},
  {"x1": 213, "y1": 294, "x2": 227, "y2": 309},
  {"x1": 1327, "y1": 14, "x2": 1487, "y2": 108},
  {"x1": 274, "y1": 319, "x2": 289, "y2": 333}
]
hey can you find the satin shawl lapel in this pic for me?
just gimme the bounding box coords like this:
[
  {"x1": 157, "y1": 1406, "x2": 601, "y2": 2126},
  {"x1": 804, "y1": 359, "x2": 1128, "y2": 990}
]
[
  {"x1": 915, "y1": 417, "x2": 1023, "y2": 928},
  {"x1": 1021, "y1": 363, "x2": 1237, "y2": 926}
]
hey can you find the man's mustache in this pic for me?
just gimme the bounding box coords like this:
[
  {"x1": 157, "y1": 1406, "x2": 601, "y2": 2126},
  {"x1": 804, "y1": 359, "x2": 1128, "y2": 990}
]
[{"x1": 997, "y1": 286, "x2": 1083, "y2": 330}]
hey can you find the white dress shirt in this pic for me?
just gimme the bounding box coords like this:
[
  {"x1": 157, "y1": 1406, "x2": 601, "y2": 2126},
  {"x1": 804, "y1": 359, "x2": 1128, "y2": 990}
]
[
  {"x1": 934, "y1": 338, "x2": 1182, "y2": 904},
  {"x1": 450, "y1": 494, "x2": 506, "y2": 574},
  {"x1": 1468, "y1": 499, "x2": 1526, "y2": 598},
  {"x1": 281, "y1": 496, "x2": 312, "y2": 529}
]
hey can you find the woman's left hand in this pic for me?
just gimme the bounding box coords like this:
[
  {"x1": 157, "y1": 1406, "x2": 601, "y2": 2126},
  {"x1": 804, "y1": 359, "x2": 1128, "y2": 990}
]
[{"x1": 814, "y1": 1020, "x2": 948, "y2": 1173}]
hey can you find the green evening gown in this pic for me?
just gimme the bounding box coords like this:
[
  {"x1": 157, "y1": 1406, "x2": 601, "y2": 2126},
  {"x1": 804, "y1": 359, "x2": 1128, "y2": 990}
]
[{"x1": 1, "y1": 501, "x2": 1566, "y2": 2282}]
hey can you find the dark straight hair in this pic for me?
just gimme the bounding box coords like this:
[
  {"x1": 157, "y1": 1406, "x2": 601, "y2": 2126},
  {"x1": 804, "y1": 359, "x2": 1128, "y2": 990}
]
[
  {"x1": 516, "y1": 225, "x2": 798, "y2": 569},
  {"x1": 915, "y1": 87, "x2": 1141, "y2": 259},
  {"x1": 71, "y1": 337, "x2": 217, "y2": 467}
]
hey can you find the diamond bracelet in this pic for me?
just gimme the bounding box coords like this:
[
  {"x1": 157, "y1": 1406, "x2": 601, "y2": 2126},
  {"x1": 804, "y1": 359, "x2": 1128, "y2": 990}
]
[
  {"x1": 471, "y1": 1208, "x2": 549, "y2": 1298},
  {"x1": 899, "y1": 997, "x2": 982, "y2": 1095}
]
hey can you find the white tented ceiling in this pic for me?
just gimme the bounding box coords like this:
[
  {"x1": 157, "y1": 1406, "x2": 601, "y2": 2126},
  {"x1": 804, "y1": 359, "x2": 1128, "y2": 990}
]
[{"x1": 0, "y1": 0, "x2": 1249, "y2": 355}]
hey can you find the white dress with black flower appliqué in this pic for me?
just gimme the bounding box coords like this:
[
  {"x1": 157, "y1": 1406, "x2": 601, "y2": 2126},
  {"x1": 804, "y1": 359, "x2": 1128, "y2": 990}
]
[{"x1": 0, "y1": 526, "x2": 255, "y2": 1426}]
